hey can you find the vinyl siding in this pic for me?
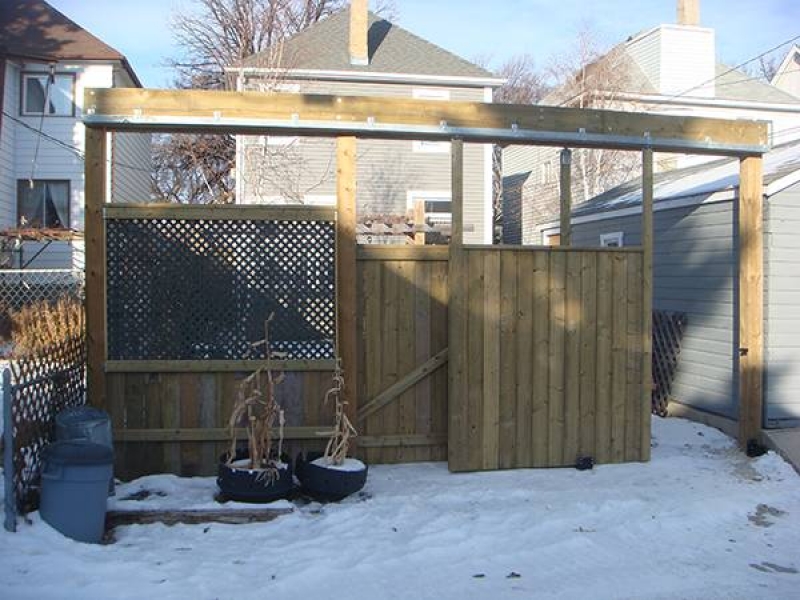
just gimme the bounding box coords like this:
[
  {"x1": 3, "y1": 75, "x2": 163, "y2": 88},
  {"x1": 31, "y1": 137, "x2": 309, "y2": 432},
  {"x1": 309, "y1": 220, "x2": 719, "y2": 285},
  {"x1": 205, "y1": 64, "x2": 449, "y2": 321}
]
[
  {"x1": 764, "y1": 183, "x2": 800, "y2": 426},
  {"x1": 8, "y1": 62, "x2": 114, "y2": 268},
  {"x1": 111, "y1": 132, "x2": 152, "y2": 203},
  {"x1": 0, "y1": 62, "x2": 18, "y2": 230},
  {"x1": 237, "y1": 78, "x2": 490, "y2": 243},
  {"x1": 571, "y1": 201, "x2": 738, "y2": 419}
]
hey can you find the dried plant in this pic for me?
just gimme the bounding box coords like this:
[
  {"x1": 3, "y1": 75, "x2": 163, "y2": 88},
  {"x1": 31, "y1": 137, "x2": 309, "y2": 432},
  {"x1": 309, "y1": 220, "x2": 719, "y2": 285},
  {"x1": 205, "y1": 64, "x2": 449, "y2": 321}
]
[
  {"x1": 321, "y1": 359, "x2": 357, "y2": 465},
  {"x1": 227, "y1": 314, "x2": 285, "y2": 476},
  {"x1": 11, "y1": 297, "x2": 84, "y2": 358}
]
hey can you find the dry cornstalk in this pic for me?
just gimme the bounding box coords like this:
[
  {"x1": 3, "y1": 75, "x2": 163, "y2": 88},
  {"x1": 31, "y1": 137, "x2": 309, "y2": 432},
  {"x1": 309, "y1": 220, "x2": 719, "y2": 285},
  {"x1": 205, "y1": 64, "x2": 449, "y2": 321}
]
[
  {"x1": 322, "y1": 359, "x2": 357, "y2": 465},
  {"x1": 226, "y1": 313, "x2": 285, "y2": 474}
]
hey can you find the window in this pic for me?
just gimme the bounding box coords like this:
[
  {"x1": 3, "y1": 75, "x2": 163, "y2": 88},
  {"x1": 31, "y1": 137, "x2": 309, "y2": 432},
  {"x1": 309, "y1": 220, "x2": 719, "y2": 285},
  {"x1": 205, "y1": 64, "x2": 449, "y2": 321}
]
[
  {"x1": 21, "y1": 73, "x2": 75, "y2": 116},
  {"x1": 17, "y1": 180, "x2": 70, "y2": 228},
  {"x1": 412, "y1": 89, "x2": 451, "y2": 153},
  {"x1": 600, "y1": 232, "x2": 624, "y2": 248},
  {"x1": 408, "y1": 191, "x2": 451, "y2": 224}
]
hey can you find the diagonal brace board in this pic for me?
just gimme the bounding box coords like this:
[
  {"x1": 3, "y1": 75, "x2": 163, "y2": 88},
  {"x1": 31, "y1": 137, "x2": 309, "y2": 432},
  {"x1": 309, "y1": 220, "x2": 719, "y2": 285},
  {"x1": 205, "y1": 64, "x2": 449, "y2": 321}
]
[{"x1": 357, "y1": 348, "x2": 449, "y2": 423}]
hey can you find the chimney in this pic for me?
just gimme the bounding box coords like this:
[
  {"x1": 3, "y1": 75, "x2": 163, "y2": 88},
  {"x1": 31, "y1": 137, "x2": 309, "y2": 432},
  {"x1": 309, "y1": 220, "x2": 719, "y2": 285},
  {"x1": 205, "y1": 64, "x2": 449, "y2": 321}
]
[
  {"x1": 350, "y1": 0, "x2": 369, "y2": 66},
  {"x1": 677, "y1": 0, "x2": 700, "y2": 26}
]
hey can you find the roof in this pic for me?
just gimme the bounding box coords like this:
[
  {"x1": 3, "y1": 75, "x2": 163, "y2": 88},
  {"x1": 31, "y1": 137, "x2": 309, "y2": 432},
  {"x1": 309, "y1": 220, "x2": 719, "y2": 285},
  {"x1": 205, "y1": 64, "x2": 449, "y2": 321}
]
[
  {"x1": 238, "y1": 8, "x2": 499, "y2": 84},
  {"x1": 714, "y1": 63, "x2": 800, "y2": 105},
  {"x1": 0, "y1": 0, "x2": 141, "y2": 86},
  {"x1": 572, "y1": 139, "x2": 800, "y2": 218}
]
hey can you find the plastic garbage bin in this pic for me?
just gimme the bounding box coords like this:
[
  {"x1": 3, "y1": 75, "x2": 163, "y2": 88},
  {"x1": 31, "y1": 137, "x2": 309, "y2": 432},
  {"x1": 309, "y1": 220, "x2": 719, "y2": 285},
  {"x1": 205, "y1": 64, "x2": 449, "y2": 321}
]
[
  {"x1": 39, "y1": 441, "x2": 113, "y2": 544},
  {"x1": 55, "y1": 406, "x2": 114, "y2": 494}
]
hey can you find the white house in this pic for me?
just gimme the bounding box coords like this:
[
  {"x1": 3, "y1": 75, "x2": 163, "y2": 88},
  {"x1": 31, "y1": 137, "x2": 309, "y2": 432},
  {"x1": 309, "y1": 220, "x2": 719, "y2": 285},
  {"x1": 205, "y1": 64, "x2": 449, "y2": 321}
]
[
  {"x1": 0, "y1": 0, "x2": 151, "y2": 269},
  {"x1": 503, "y1": 0, "x2": 800, "y2": 245}
]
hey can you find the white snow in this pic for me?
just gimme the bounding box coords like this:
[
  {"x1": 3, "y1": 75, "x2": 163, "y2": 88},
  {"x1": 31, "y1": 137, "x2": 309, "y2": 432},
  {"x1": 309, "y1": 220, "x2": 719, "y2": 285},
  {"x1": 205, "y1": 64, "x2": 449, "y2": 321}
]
[
  {"x1": 310, "y1": 456, "x2": 366, "y2": 472},
  {"x1": 2, "y1": 417, "x2": 800, "y2": 600}
]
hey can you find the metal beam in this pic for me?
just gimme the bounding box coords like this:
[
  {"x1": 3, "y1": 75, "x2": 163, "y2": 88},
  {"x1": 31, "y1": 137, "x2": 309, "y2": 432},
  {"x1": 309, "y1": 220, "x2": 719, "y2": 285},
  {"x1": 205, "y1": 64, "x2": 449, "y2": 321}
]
[{"x1": 84, "y1": 88, "x2": 770, "y2": 156}]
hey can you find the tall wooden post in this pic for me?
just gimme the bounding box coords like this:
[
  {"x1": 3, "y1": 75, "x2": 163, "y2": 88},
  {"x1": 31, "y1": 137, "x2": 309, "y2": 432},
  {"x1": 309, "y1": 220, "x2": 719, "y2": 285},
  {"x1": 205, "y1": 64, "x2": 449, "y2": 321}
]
[
  {"x1": 85, "y1": 127, "x2": 108, "y2": 410},
  {"x1": 641, "y1": 148, "x2": 654, "y2": 461},
  {"x1": 738, "y1": 156, "x2": 764, "y2": 447},
  {"x1": 336, "y1": 137, "x2": 358, "y2": 425},
  {"x1": 448, "y1": 139, "x2": 467, "y2": 471},
  {"x1": 560, "y1": 149, "x2": 573, "y2": 246}
]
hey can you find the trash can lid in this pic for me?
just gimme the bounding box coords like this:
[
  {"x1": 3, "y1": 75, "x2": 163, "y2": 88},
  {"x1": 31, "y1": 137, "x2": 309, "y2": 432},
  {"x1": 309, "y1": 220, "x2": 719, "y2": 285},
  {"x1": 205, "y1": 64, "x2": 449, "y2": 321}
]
[
  {"x1": 56, "y1": 406, "x2": 110, "y2": 426},
  {"x1": 42, "y1": 441, "x2": 114, "y2": 466}
]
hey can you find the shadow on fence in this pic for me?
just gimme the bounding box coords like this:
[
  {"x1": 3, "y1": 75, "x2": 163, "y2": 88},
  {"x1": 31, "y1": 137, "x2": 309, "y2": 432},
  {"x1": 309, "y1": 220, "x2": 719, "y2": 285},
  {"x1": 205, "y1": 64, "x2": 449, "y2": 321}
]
[{"x1": 3, "y1": 333, "x2": 86, "y2": 532}]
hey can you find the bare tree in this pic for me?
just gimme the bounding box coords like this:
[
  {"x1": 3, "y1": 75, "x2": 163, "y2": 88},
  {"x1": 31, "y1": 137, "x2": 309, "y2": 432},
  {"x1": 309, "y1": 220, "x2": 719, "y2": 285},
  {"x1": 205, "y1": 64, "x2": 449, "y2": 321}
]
[
  {"x1": 493, "y1": 54, "x2": 549, "y2": 105},
  {"x1": 152, "y1": 133, "x2": 235, "y2": 204}
]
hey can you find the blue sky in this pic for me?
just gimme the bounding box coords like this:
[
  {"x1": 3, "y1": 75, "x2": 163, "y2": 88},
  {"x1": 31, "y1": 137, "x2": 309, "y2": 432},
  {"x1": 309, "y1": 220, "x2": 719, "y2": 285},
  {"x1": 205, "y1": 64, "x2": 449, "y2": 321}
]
[{"x1": 48, "y1": 0, "x2": 800, "y2": 88}]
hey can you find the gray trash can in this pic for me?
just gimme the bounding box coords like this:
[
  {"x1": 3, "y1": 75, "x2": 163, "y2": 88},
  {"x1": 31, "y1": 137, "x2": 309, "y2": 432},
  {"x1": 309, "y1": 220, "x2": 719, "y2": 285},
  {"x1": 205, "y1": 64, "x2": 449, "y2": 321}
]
[
  {"x1": 40, "y1": 441, "x2": 113, "y2": 544},
  {"x1": 56, "y1": 406, "x2": 114, "y2": 494}
]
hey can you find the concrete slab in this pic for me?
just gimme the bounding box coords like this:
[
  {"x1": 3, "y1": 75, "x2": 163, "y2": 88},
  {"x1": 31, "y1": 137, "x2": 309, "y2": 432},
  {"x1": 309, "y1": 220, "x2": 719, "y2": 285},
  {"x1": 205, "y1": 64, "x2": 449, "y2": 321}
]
[{"x1": 762, "y1": 428, "x2": 800, "y2": 474}]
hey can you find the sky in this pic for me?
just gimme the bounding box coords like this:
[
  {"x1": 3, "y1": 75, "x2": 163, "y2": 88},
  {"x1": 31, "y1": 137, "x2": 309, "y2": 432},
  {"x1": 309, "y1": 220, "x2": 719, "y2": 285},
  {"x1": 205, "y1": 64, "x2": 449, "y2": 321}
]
[{"x1": 46, "y1": 0, "x2": 800, "y2": 88}]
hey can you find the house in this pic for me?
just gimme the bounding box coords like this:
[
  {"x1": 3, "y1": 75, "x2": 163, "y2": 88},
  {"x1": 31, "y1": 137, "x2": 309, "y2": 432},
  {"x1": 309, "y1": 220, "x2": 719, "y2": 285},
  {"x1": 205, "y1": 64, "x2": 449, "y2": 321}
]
[
  {"x1": 503, "y1": 0, "x2": 800, "y2": 245},
  {"x1": 0, "y1": 0, "x2": 150, "y2": 269},
  {"x1": 772, "y1": 45, "x2": 800, "y2": 99},
  {"x1": 227, "y1": 0, "x2": 504, "y2": 244},
  {"x1": 540, "y1": 139, "x2": 800, "y2": 436}
]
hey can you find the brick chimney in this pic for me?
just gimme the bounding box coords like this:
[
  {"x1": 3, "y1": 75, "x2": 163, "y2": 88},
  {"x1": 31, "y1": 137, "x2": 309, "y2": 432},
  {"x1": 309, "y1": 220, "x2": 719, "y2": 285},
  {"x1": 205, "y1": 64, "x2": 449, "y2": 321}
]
[
  {"x1": 350, "y1": 0, "x2": 369, "y2": 66},
  {"x1": 677, "y1": 0, "x2": 700, "y2": 26}
]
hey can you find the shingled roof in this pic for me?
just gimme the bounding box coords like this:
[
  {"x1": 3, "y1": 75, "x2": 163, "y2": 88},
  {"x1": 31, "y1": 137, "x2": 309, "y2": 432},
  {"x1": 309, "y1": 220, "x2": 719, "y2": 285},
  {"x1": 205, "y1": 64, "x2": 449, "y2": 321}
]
[
  {"x1": 237, "y1": 8, "x2": 500, "y2": 84},
  {"x1": 0, "y1": 0, "x2": 141, "y2": 85}
]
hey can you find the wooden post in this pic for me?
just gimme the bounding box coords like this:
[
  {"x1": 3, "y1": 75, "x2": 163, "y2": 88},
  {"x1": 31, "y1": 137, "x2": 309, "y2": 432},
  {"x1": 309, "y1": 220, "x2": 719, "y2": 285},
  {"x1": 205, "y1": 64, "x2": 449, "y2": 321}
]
[
  {"x1": 413, "y1": 200, "x2": 426, "y2": 245},
  {"x1": 85, "y1": 127, "x2": 108, "y2": 410},
  {"x1": 336, "y1": 137, "x2": 358, "y2": 425},
  {"x1": 641, "y1": 148, "x2": 654, "y2": 461},
  {"x1": 738, "y1": 156, "x2": 764, "y2": 447},
  {"x1": 560, "y1": 149, "x2": 572, "y2": 246},
  {"x1": 448, "y1": 139, "x2": 467, "y2": 471}
]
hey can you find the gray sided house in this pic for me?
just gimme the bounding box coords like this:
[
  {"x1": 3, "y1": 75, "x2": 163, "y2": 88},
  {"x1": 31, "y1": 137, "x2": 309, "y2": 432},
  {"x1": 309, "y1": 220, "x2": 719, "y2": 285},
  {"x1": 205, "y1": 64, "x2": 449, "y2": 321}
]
[
  {"x1": 541, "y1": 141, "x2": 800, "y2": 432},
  {"x1": 228, "y1": 6, "x2": 503, "y2": 244}
]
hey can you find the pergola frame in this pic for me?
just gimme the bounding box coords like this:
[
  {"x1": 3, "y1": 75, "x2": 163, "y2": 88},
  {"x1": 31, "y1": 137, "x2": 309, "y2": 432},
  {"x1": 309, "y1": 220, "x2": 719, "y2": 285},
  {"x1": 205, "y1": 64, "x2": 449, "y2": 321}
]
[{"x1": 84, "y1": 88, "x2": 769, "y2": 449}]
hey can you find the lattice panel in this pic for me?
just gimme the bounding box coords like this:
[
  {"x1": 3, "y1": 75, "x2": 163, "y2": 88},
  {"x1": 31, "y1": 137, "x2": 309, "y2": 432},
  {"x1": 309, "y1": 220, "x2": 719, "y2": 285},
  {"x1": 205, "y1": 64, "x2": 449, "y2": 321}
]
[
  {"x1": 106, "y1": 218, "x2": 336, "y2": 360},
  {"x1": 8, "y1": 334, "x2": 86, "y2": 514},
  {"x1": 652, "y1": 310, "x2": 687, "y2": 416}
]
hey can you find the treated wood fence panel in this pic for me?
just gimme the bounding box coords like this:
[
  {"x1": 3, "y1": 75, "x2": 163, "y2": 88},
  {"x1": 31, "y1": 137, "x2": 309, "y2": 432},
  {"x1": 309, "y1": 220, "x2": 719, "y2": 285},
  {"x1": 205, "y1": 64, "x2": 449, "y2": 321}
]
[
  {"x1": 448, "y1": 247, "x2": 647, "y2": 472},
  {"x1": 357, "y1": 250, "x2": 449, "y2": 465}
]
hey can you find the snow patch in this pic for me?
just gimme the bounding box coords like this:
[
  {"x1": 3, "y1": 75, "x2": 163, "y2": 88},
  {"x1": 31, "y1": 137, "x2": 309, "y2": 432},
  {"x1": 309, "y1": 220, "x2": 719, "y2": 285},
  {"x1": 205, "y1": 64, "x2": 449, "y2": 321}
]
[{"x1": 310, "y1": 457, "x2": 366, "y2": 472}]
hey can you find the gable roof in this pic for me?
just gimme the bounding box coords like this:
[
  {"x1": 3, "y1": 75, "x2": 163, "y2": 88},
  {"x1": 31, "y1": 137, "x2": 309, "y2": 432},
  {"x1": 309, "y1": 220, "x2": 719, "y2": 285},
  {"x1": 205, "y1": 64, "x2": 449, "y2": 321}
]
[
  {"x1": 0, "y1": 0, "x2": 141, "y2": 86},
  {"x1": 715, "y1": 63, "x2": 800, "y2": 105},
  {"x1": 237, "y1": 8, "x2": 501, "y2": 85},
  {"x1": 571, "y1": 139, "x2": 800, "y2": 219}
]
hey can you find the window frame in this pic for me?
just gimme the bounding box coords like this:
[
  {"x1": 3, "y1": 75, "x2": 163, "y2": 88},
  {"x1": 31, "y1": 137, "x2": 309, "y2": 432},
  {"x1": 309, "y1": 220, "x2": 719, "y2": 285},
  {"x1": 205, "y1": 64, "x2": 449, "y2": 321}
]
[
  {"x1": 600, "y1": 231, "x2": 624, "y2": 248},
  {"x1": 17, "y1": 179, "x2": 71, "y2": 229},
  {"x1": 20, "y1": 72, "x2": 76, "y2": 117},
  {"x1": 407, "y1": 190, "x2": 452, "y2": 225}
]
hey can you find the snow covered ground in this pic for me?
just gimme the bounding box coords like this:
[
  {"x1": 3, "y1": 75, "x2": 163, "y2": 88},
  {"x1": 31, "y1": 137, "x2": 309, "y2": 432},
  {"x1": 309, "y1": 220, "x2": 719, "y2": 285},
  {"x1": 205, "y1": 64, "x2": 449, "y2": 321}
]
[{"x1": 1, "y1": 417, "x2": 800, "y2": 600}]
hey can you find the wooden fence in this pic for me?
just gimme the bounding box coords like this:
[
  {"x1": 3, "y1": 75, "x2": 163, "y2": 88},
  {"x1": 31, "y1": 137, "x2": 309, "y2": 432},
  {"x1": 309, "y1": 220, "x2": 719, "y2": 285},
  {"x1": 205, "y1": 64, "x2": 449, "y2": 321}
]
[{"x1": 448, "y1": 247, "x2": 649, "y2": 471}]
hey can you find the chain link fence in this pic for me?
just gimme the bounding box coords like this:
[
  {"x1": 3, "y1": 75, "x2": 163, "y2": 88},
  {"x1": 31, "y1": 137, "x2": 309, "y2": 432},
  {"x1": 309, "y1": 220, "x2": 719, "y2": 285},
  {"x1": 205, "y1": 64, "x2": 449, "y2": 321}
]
[{"x1": 0, "y1": 269, "x2": 85, "y2": 312}]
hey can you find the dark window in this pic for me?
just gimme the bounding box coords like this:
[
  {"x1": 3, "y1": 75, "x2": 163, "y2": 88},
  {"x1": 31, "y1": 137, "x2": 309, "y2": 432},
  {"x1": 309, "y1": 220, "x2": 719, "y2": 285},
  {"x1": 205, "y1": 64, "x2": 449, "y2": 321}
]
[
  {"x1": 17, "y1": 180, "x2": 70, "y2": 228},
  {"x1": 21, "y1": 73, "x2": 75, "y2": 116}
]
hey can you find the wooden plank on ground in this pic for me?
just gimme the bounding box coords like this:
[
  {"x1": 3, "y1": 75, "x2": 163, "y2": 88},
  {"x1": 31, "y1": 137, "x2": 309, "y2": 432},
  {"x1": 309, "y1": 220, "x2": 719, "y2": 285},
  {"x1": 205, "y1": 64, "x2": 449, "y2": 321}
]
[{"x1": 106, "y1": 508, "x2": 293, "y2": 528}]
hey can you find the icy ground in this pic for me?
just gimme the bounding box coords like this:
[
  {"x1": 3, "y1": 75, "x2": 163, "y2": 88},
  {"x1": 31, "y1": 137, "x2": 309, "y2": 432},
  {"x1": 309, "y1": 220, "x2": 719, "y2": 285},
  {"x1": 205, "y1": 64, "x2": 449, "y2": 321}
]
[{"x1": 2, "y1": 417, "x2": 800, "y2": 600}]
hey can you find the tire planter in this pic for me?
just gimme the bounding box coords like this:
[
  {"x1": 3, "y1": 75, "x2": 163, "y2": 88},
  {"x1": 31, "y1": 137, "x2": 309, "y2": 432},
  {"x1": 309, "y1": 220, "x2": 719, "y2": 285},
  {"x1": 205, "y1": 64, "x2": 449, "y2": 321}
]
[
  {"x1": 295, "y1": 452, "x2": 368, "y2": 501},
  {"x1": 217, "y1": 451, "x2": 293, "y2": 503}
]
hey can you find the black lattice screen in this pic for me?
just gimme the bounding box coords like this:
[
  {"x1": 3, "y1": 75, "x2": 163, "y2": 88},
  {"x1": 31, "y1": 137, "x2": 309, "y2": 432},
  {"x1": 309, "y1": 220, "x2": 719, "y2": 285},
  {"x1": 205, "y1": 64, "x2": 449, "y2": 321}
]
[{"x1": 106, "y1": 218, "x2": 335, "y2": 360}]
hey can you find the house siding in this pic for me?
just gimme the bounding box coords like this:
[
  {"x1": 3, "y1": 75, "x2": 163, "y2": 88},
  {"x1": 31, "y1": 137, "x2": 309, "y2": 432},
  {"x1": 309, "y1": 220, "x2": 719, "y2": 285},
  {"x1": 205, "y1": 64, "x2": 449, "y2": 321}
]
[
  {"x1": 0, "y1": 61, "x2": 18, "y2": 231},
  {"x1": 571, "y1": 201, "x2": 738, "y2": 420},
  {"x1": 111, "y1": 132, "x2": 152, "y2": 203},
  {"x1": 8, "y1": 62, "x2": 114, "y2": 268},
  {"x1": 237, "y1": 78, "x2": 490, "y2": 243},
  {"x1": 764, "y1": 182, "x2": 800, "y2": 426}
]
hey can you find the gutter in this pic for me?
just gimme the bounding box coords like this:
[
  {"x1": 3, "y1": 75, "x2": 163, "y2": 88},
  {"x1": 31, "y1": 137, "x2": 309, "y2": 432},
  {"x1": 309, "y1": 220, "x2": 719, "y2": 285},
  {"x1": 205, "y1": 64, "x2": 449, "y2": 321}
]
[{"x1": 603, "y1": 91, "x2": 800, "y2": 114}]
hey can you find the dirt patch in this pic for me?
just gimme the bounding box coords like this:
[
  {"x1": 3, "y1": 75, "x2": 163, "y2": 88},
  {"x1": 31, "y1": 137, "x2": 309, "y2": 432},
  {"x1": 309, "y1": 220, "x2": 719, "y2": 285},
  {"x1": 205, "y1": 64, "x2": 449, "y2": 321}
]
[{"x1": 748, "y1": 504, "x2": 787, "y2": 528}]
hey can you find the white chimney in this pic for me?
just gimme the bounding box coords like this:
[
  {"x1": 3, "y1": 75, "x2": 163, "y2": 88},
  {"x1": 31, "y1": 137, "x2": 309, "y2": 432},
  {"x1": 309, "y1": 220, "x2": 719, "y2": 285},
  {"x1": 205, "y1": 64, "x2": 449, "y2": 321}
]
[
  {"x1": 350, "y1": 0, "x2": 369, "y2": 66},
  {"x1": 677, "y1": 0, "x2": 700, "y2": 26}
]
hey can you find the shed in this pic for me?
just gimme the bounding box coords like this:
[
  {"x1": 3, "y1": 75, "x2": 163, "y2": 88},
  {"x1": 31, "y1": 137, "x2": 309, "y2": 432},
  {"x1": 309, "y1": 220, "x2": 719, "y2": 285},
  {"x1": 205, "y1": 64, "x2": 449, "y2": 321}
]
[{"x1": 542, "y1": 140, "x2": 800, "y2": 432}]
